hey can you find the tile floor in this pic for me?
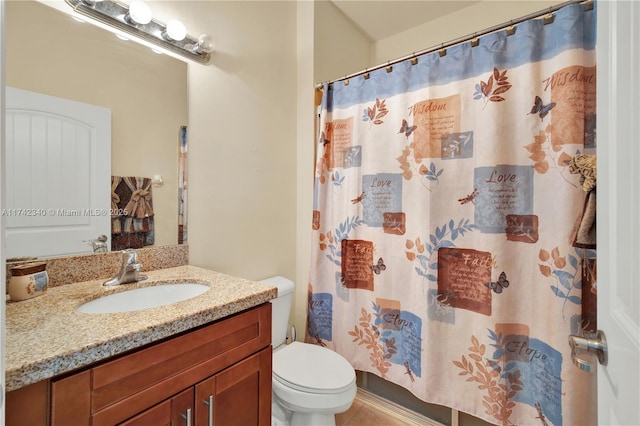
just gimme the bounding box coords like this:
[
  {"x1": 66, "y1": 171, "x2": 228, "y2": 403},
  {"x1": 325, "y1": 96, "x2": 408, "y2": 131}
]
[{"x1": 335, "y1": 389, "x2": 432, "y2": 426}]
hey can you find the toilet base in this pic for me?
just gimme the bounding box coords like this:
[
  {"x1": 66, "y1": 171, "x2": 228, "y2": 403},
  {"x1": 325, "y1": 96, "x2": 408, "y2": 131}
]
[
  {"x1": 290, "y1": 412, "x2": 336, "y2": 426},
  {"x1": 271, "y1": 400, "x2": 291, "y2": 426},
  {"x1": 272, "y1": 400, "x2": 343, "y2": 426},
  {"x1": 271, "y1": 383, "x2": 355, "y2": 426}
]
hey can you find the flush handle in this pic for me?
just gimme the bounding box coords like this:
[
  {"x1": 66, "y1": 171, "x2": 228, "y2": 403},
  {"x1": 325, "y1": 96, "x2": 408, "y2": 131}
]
[
  {"x1": 568, "y1": 330, "x2": 607, "y2": 372},
  {"x1": 202, "y1": 394, "x2": 213, "y2": 426}
]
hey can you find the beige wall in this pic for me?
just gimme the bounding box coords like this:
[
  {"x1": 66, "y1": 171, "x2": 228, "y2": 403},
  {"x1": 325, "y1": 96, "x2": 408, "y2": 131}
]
[
  {"x1": 313, "y1": 0, "x2": 371, "y2": 83},
  {"x1": 295, "y1": 1, "x2": 316, "y2": 339},
  {"x1": 160, "y1": 1, "x2": 299, "y2": 283},
  {"x1": 373, "y1": 1, "x2": 565, "y2": 64},
  {"x1": 6, "y1": 1, "x2": 187, "y2": 249}
]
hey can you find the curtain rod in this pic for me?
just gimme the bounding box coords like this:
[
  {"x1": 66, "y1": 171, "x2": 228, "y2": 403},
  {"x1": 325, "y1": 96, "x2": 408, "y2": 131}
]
[{"x1": 315, "y1": 0, "x2": 592, "y2": 89}]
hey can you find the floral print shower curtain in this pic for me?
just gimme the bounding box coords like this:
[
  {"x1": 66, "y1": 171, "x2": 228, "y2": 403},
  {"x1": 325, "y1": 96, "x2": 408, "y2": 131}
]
[{"x1": 307, "y1": 3, "x2": 597, "y2": 425}]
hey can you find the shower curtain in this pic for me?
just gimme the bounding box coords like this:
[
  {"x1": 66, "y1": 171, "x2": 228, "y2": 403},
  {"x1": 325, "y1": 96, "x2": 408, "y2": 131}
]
[{"x1": 307, "y1": 3, "x2": 596, "y2": 425}]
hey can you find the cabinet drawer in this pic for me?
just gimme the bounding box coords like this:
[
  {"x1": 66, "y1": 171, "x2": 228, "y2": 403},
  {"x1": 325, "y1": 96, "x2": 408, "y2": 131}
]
[{"x1": 91, "y1": 303, "x2": 271, "y2": 425}]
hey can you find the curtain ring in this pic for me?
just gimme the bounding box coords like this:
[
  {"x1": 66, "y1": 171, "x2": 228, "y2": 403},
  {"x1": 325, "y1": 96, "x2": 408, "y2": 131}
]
[
  {"x1": 506, "y1": 20, "x2": 516, "y2": 36},
  {"x1": 386, "y1": 61, "x2": 393, "y2": 73},
  {"x1": 410, "y1": 53, "x2": 418, "y2": 65},
  {"x1": 471, "y1": 32, "x2": 479, "y2": 47},
  {"x1": 439, "y1": 43, "x2": 447, "y2": 57},
  {"x1": 363, "y1": 69, "x2": 370, "y2": 80},
  {"x1": 543, "y1": 9, "x2": 555, "y2": 25}
]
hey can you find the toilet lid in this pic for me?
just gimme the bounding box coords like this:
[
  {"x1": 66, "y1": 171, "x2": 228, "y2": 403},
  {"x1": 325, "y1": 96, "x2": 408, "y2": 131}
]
[{"x1": 273, "y1": 342, "x2": 355, "y2": 394}]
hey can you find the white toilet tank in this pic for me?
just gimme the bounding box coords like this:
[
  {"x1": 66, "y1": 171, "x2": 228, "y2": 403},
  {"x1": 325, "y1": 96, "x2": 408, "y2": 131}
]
[{"x1": 261, "y1": 276, "x2": 295, "y2": 349}]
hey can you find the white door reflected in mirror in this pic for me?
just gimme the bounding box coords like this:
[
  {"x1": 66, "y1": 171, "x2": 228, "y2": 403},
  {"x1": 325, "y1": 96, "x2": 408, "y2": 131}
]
[{"x1": 5, "y1": 87, "x2": 111, "y2": 259}]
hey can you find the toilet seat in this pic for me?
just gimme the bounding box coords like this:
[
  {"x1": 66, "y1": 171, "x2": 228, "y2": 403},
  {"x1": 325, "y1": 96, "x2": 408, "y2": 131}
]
[{"x1": 273, "y1": 341, "x2": 355, "y2": 394}]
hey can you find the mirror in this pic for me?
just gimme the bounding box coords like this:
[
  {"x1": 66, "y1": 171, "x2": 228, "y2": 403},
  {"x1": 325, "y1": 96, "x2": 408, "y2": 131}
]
[{"x1": 5, "y1": 0, "x2": 188, "y2": 258}]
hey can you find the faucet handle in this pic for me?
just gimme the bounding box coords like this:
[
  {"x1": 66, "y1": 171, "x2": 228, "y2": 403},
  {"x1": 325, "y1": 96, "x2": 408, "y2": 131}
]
[{"x1": 122, "y1": 249, "x2": 139, "y2": 265}]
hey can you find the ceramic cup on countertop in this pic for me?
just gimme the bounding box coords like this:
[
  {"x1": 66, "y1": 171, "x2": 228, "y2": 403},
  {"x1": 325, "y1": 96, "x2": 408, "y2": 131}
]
[{"x1": 9, "y1": 262, "x2": 48, "y2": 301}]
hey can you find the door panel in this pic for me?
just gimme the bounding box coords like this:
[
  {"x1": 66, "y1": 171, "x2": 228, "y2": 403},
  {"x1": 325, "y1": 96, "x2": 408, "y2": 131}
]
[
  {"x1": 597, "y1": 1, "x2": 640, "y2": 425},
  {"x1": 5, "y1": 87, "x2": 111, "y2": 258}
]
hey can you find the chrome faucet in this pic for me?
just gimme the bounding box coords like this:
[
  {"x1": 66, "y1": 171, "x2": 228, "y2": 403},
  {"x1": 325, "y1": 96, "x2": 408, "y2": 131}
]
[{"x1": 103, "y1": 249, "x2": 148, "y2": 286}]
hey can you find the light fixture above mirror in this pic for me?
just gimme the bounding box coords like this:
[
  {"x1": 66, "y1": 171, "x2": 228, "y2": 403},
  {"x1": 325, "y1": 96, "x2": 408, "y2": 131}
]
[{"x1": 65, "y1": 0, "x2": 215, "y2": 64}]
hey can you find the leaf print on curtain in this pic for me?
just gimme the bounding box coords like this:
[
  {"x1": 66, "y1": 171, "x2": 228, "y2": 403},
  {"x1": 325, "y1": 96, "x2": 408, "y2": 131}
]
[
  {"x1": 473, "y1": 67, "x2": 513, "y2": 107},
  {"x1": 307, "y1": 3, "x2": 596, "y2": 425}
]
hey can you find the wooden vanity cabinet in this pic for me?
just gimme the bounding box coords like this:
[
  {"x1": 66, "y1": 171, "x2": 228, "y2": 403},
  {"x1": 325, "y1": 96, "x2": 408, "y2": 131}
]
[{"x1": 8, "y1": 303, "x2": 272, "y2": 426}]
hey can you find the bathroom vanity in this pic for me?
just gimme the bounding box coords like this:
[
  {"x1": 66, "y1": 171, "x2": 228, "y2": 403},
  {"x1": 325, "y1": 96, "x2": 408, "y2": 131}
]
[{"x1": 5, "y1": 265, "x2": 277, "y2": 425}]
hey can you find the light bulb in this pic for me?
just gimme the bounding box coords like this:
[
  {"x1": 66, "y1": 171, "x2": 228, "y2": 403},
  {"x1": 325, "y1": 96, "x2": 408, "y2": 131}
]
[
  {"x1": 127, "y1": 1, "x2": 152, "y2": 25},
  {"x1": 164, "y1": 20, "x2": 187, "y2": 41},
  {"x1": 196, "y1": 34, "x2": 215, "y2": 53}
]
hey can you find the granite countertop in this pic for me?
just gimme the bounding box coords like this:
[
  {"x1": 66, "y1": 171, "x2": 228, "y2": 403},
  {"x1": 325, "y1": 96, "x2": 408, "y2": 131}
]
[{"x1": 5, "y1": 265, "x2": 277, "y2": 392}]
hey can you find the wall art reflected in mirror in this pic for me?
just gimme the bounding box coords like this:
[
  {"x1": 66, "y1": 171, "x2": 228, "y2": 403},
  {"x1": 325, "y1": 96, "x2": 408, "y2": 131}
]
[{"x1": 4, "y1": 0, "x2": 188, "y2": 259}]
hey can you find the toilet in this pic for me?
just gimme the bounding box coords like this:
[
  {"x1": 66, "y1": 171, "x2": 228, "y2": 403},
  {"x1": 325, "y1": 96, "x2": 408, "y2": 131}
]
[{"x1": 262, "y1": 276, "x2": 357, "y2": 426}]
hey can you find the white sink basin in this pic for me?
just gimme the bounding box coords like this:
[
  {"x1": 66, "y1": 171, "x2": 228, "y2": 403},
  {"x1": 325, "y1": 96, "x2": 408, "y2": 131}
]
[{"x1": 77, "y1": 283, "x2": 210, "y2": 314}]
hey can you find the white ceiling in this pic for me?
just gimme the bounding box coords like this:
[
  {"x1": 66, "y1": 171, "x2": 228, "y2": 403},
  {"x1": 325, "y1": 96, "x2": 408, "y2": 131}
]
[{"x1": 330, "y1": 1, "x2": 482, "y2": 41}]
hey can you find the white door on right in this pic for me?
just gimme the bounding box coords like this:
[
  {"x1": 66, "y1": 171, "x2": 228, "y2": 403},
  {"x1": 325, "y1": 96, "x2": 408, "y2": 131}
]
[{"x1": 597, "y1": 1, "x2": 640, "y2": 425}]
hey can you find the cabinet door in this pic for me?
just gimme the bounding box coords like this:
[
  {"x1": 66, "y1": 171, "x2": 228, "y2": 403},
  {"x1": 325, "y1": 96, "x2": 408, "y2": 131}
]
[
  {"x1": 195, "y1": 348, "x2": 272, "y2": 426},
  {"x1": 171, "y1": 387, "x2": 195, "y2": 426},
  {"x1": 6, "y1": 380, "x2": 49, "y2": 426},
  {"x1": 119, "y1": 399, "x2": 171, "y2": 426},
  {"x1": 119, "y1": 388, "x2": 194, "y2": 426}
]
